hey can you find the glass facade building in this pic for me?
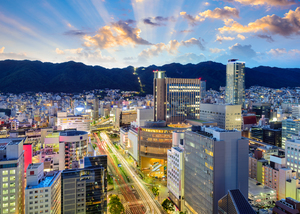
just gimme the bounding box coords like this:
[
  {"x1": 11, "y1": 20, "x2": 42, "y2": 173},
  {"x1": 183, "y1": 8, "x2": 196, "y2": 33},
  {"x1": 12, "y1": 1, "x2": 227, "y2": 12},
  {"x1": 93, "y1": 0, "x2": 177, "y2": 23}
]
[
  {"x1": 61, "y1": 156, "x2": 107, "y2": 214},
  {"x1": 184, "y1": 127, "x2": 249, "y2": 214},
  {"x1": 225, "y1": 60, "x2": 245, "y2": 105},
  {"x1": 153, "y1": 71, "x2": 201, "y2": 123},
  {"x1": 282, "y1": 119, "x2": 300, "y2": 149}
]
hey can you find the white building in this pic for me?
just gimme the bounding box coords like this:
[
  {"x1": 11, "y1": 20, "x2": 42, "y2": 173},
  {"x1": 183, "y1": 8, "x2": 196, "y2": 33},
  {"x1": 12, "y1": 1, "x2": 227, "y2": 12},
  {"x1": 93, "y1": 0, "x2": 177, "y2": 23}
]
[
  {"x1": 56, "y1": 112, "x2": 91, "y2": 133},
  {"x1": 128, "y1": 128, "x2": 139, "y2": 162},
  {"x1": 292, "y1": 105, "x2": 300, "y2": 118},
  {"x1": 0, "y1": 138, "x2": 25, "y2": 214},
  {"x1": 200, "y1": 103, "x2": 242, "y2": 130},
  {"x1": 285, "y1": 138, "x2": 300, "y2": 177},
  {"x1": 25, "y1": 163, "x2": 61, "y2": 214},
  {"x1": 137, "y1": 108, "x2": 154, "y2": 127},
  {"x1": 167, "y1": 146, "x2": 184, "y2": 210}
]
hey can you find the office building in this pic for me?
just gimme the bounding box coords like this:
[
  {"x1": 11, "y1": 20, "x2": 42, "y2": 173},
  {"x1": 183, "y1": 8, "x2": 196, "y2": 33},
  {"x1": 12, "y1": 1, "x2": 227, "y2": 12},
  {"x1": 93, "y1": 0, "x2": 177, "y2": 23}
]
[
  {"x1": 25, "y1": 163, "x2": 61, "y2": 214},
  {"x1": 199, "y1": 103, "x2": 242, "y2": 130},
  {"x1": 93, "y1": 97, "x2": 99, "y2": 121},
  {"x1": 184, "y1": 126, "x2": 248, "y2": 214},
  {"x1": 137, "y1": 108, "x2": 153, "y2": 127},
  {"x1": 218, "y1": 189, "x2": 256, "y2": 214},
  {"x1": 153, "y1": 70, "x2": 201, "y2": 123},
  {"x1": 282, "y1": 119, "x2": 300, "y2": 149},
  {"x1": 61, "y1": 155, "x2": 107, "y2": 214},
  {"x1": 285, "y1": 138, "x2": 300, "y2": 177},
  {"x1": 167, "y1": 146, "x2": 184, "y2": 210},
  {"x1": 273, "y1": 197, "x2": 300, "y2": 214},
  {"x1": 56, "y1": 112, "x2": 91, "y2": 133},
  {"x1": 263, "y1": 127, "x2": 282, "y2": 147},
  {"x1": 0, "y1": 138, "x2": 25, "y2": 214},
  {"x1": 200, "y1": 80, "x2": 206, "y2": 99},
  {"x1": 225, "y1": 59, "x2": 245, "y2": 105},
  {"x1": 252, "y1": 103, "x2": 272, "y2": 121}
]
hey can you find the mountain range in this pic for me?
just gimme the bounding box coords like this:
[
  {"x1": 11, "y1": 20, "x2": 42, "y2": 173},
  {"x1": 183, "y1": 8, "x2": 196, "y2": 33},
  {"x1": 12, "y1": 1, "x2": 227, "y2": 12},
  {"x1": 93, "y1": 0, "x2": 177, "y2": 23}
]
[{"x1": 0, "y1": 60, "x2": 299, "y2": 94}]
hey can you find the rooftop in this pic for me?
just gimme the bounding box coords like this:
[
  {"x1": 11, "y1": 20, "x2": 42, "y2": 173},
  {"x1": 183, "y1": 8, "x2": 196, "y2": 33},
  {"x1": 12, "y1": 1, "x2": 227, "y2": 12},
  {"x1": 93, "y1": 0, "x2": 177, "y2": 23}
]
[
  {"x1": 27, "y1": 163, "x2": 43, "y2": 169},
  {"x1": 249, "y1": 178, "x2": 276, "y2": 196},
  {"x1": 60, "y1": 130, "x2": 88, "y2": 136},
  {"x1": 26, "y1": 171, "x2": 60, "y2": 189}
]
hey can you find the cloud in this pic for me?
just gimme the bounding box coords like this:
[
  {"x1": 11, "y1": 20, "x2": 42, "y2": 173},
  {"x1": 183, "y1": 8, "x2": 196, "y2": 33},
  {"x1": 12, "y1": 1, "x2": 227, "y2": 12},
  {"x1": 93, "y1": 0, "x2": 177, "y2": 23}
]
[
  {"x1": 210, "y1": 48, "x2": 225, "y2": 53},
  {"x1": 66, "y1": 49, "x2": 116, "y2": 64},
  {"x1": 67, "y1": 23, "x2": 73, "y2": 28},
  {"x1": 83, "y1": 20, "x2": 151, "y2": 49},
  {"x1": 229, "y1": 43, "x2": 256, "y2": 58},
  {"x1": 64, "y1": 30, "x2": 88, "y2": 36},
  {"x1": 267, "y1": 48, "x2": 287, "y2": 56},
  {"x1": 219, "y1": 7, "x2": 300, "y2": 37},
  {"x1": 55, "y1": 48, "x2": 65, "y2": 55},
  {"x1": 289, "y1": 49, "x2": 300, "y2": 55},
  {"x1": 0, "y1": 48, "x2": 28, "y2": 60},
  {"x1": 179, "y1": 29, "x2": 194, "y2": 33},
  {"x1": 65, "y1": 48, "x2": 83, "y2": 54},
  {"x1": 124, "y1": 57, "x2": 135, "y2": 60},
  {"x1": 138, "y1": 40, "x2": 180, "y2": 59},
  {"x1": 215, "y1": 35, "x2": 235, "y2": 43},
  {"x1": 225, "y1": 0, "x2": 297, "y2": 6},
  {"x1": 172, "y1": 53, "x2": 206, "y2": 64},
  {"x1": 180, "y1": 12, "x2": 204, "y2": 26},
  {"x1": 256, "y1": 34, "x2": 274, "y2": 42},
  {"x1": 143, "y1": 16, "x2": 170, "y2": 26},
  {"x1": 237, "y1": 34, "x2": 246, "y2": 40},
  {"x1": 204, "y1": 2, "x2": 210, "y2": 6},
  {"x1": 199, "y1": 6, "x2": 239, "y2": 20},
  {"x1": 181, "y1": 38, "x2": 205, "y2": 50}
]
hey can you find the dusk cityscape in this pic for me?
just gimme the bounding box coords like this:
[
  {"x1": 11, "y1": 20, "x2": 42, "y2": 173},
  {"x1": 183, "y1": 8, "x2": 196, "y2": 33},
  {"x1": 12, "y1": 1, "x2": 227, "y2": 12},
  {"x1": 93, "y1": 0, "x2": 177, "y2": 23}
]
[{"x1": 0, "y1": 0, "x2": 300, "y2": 214}]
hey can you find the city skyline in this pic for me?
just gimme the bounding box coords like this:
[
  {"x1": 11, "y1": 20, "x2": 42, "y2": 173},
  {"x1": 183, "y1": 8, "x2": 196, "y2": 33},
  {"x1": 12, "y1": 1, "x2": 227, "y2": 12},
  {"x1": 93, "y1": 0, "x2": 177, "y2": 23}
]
[{"x1": 0, "y1": 0, "x2": 300, "y2": 68}]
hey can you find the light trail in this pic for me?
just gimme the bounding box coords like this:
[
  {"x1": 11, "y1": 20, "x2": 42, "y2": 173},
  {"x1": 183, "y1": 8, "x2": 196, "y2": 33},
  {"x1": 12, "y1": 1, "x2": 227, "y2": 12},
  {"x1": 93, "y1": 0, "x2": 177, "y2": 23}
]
[{"x1": 100, "y1": 132, "x2": 165, "y2": 214}]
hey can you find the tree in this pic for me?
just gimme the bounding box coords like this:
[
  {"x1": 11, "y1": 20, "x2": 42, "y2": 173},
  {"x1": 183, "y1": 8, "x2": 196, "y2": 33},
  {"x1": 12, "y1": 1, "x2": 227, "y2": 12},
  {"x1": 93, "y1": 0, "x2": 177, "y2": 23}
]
[
  {"x1": 161, "y1": 199, "x2": 175, "y2": 213},
  {"x1": 108, "y1": 195, "x2": 124, "y2": 214},
  {"x1": 152, "y1": 186, "x2": 159, "y2": 197}
]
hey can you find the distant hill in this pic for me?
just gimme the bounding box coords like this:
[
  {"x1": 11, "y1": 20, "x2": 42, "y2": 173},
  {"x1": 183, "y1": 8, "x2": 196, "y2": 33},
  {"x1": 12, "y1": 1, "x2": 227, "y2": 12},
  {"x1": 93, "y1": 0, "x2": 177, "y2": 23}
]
[{"x1": 0, "y1": 60, "x2": 299, "y2": 94}]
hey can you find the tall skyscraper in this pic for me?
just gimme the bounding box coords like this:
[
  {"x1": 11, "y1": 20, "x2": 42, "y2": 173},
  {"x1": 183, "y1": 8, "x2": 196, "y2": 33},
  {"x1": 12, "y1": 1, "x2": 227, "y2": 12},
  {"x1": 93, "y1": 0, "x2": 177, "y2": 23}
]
[
  {"x1": 153, "y1": 70, "x2": 201, "y2": 123},
  {"x1": 184, "y1": 126, "x2": 249, "y2": 214},
  {"x1": 61, "y1": 155, "x2": 107, "y2": 214},
  {"x1": 0, "y1": 138, "x2": 25, "y2": 214},
  {"x1": 225, "y1": 59, "x2": 245, "y2": 105}
]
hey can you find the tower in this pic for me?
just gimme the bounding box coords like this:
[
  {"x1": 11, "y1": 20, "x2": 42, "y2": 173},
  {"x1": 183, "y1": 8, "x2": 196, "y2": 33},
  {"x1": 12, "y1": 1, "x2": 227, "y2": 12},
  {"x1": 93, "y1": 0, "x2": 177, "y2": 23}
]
[
  {"x1": 153, "y1": 71, "x2": 201, "y2": 123},
  {"x1": 225, "y1": 59, "x2": 245, "y2": 105}
]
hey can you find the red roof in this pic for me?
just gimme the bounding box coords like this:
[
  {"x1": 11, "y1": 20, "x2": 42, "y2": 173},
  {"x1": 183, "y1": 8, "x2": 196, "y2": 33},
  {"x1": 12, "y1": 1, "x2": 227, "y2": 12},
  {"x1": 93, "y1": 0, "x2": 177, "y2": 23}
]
[{"x1": 243, "y1": 116, "x2": 257, "y2": 125}]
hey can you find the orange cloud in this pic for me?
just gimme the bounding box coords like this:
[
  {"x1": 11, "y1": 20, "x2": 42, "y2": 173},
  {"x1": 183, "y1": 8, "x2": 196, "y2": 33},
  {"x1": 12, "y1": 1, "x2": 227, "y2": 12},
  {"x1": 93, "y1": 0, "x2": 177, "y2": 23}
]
[
  {"x1": 219, "y1": 7, "x2": 300, "y2": 36},
  {"x1": 215, "y1": 35, "x2": 235, "y2": 43},
  {"x1": 226, "y1": 0, "x2": 297, "y2": 6},
  {"x1": 0, "y1": 47, "x2": 5, "y2": 54},
  {"x1": 199, "y1": 6, "x2": 239, "y2": 20},
  {"x1": 210, "y1": 48, "x2": 225, "y2": 53},
  {"x1": 83, "y1": 20, "x2": 151, "y2": 49},
  {"x1": 237, "y1": 34, "x2": 246, "y2": 40},
  {"x1": 55, "y1": 48, "x2": 64, "y2": 55}
]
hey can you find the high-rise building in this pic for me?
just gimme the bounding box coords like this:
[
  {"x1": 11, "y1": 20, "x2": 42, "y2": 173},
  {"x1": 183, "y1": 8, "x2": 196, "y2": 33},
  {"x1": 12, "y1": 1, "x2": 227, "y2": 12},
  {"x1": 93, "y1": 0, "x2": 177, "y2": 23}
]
[
  {"x1": 61, "y1": 155, "x2": 107, "y2": 214},
  {"x1": 282, "y1": 119, "x2": 300, "y2": 149},
  {"x1": 184, "y1": 126, "x2": 249, "y2": 214},
  {"x1": 153, "y1": 71, "x2": 201, "y2": 123},
  {"x1": 0, "y1": 138, "x2": 25, "y2": 214},
  {"x1": 167, "y1": 146, "x2": 184, "y2": 210},
  {"x1": 25, "y1": 163, "x2": 61, "y2": 214},
  {"x1": 225, "y1": 59, "x2": 245, "y2": 106},
  {"x1": 200, "y1": 80, "x2": 206, "y2": 99},
  {"x1": 285, "y1": 138, "x2": 300, "y2": 178},
  {"x1": 93, "y1": 97, "x2": 99, "y2": 121},
  {"x1": 199, "y1": 103, "x2": 242, "y2": 130}
]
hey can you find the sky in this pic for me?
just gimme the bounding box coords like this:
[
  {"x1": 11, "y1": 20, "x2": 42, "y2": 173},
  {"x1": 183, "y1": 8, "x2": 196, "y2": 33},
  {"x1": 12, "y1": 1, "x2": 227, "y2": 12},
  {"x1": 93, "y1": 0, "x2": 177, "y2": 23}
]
[{"x1": 0, "y1": 0, "x2": 300, "y2": 68}]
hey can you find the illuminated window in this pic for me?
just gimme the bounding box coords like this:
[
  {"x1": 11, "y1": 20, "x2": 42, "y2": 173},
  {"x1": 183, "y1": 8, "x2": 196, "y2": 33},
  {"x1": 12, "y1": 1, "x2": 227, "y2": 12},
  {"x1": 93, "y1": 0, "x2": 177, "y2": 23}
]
[
  {"x1": 3, "y1": 170, "x2": 8, "y2": 175},
  {"x1": 10, "y1": 176, "x2": 15, "y2": 181},
  {"x1": 3, "y1": 177, "x2": 8, "y2": 182},
  {"x1": 10, "y1": 170, "x2": 15, "y2": 174},
  {"x1": 3, "y1": 183, "x2": 8, "y2": 188}
]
